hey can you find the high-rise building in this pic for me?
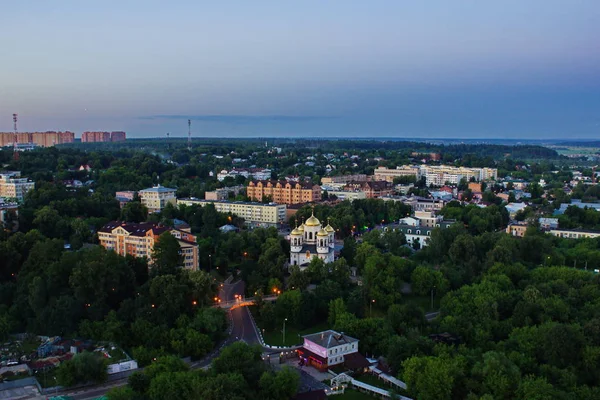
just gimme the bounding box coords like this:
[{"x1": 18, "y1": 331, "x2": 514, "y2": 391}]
[
  {"x1": 98, "y1": 221, "x2": 199, "y2": 270},
  {"x1": 81, "y1": 131, "x2": 127, "y2": 143},
  {"x1": 0, "y1": 131, "x2": 74, "y2": 147}
]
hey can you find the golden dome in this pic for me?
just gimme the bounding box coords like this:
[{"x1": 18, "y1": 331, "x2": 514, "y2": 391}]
[
  {"x1": 325, "y1": 224, "x2": 335, "y2": 233},
  {"x1": 317, "y1": 228, "x2": 328, "y2": 237},
  {"x1": 298, "y1": 223, "x2": 305, "y2": 232},
  {"x1": 305, "y1": 213, "x2": 321, "y2": 227},
  {"x1": 291, "y1": 227, "x2": 302, "y2": 236}
]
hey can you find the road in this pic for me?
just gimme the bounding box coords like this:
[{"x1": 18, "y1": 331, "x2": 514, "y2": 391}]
[{"x1": 55, "y1": 278, "x2": 263, "y2": 400}]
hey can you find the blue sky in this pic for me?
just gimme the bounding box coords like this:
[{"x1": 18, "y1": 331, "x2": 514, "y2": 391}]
[{"x1": 1, "y1": 1, "x2": 599, "y2": 139}]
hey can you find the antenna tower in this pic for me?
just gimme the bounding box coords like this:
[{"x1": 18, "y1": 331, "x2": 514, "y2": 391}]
[
  {"x1": 12, "y1": 114, "x2": 19, "y2": 161},
  {"x1": 187, "y1": 119, "x2": 191, "y2": 150}
]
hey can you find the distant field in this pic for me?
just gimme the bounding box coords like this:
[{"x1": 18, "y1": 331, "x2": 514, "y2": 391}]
[{"x1": 550, "y1": 146, "x2": 599, "y2": 156}]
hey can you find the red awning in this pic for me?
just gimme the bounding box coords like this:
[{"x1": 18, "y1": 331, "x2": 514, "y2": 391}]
[{"x1": 298, "y1": 347, "x2": 328, "y2": 364}]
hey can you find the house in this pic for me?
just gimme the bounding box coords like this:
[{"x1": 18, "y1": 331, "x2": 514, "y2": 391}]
[
  {"x1": 506, "y1": 223, "x2": 528, "y2": 237},
  {"x1": 297, "y1": 330, "x2": 369, "y2": 372}
]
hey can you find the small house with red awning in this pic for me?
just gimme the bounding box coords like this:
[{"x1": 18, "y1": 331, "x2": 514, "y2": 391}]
[{"x1": 297, "y1": 330, "x2": 369, "y2": 372}]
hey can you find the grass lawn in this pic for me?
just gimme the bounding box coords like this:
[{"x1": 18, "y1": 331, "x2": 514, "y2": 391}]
[
  {"x1": 261, "y1": 320, "x2": 330, "y2": 347},
  {"x1": 330, "y1": 389, "x2": 378, "y2": 399},
  {"x1": 354, "y1": 374, "x2": 393, "y2": 391}
]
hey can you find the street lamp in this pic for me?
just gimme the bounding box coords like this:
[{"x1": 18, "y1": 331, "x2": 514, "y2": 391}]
[
  {"x1": 370, "y1": 299, "x2": 375, "y2": 318},
  {"x1": 283, "y1": 318, "x2": 288, "y2": 345},
  {"x1": 209, "y1": 254, "x2": 212, "y2": 270}
]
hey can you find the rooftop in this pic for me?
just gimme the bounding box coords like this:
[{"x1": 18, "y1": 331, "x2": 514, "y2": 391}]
[
  {"x1": 139, "y1": 185, "x2": 176, "y2": 193},
  {"x1": 303, "y1": 330, "x2": 358, "y2": 348}
]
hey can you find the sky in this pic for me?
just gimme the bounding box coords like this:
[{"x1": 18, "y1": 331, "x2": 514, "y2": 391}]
[{"x1": 1, "y1": 1, "x2": 599, "y2": 139}]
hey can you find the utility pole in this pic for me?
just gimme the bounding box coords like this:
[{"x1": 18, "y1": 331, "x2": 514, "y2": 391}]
[
  {"x1": 431, "y1": 286, "x2": 436, "y2": 310},
  {"x1": 283, "y1": 318, "x2": 288, "y2": 345}
]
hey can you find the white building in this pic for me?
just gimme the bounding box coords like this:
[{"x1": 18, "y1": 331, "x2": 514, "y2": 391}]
[
  {"x1": 138, "y1": 185, "x2": 177, "y2": 213},
  {"x1": 0, "y1": 172, "x2": 35, "y2": 201},
  {"x1": 216, "y1": 168, "x2": 271, "y2": 182},
  {"x1": 177, "y1": 198, "x2": 286, "y2": 226},
  {"x1": 298, "y1": 330, "x2": 368, "y2": 371},
  {"x1": 289, "y1": 213, "x2": 335, "y2": 268},
  {"x1": 326, "y1": 190, "x2": 367, "y2": 202}
]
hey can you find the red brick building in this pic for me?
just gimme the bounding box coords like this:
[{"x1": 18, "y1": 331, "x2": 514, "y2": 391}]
[{"x1": 247, "y1": 180, "x2": 321, "y2": 205}]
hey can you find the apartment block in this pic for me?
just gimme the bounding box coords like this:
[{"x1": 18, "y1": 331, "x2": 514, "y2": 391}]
[
  {"x1": 98, "y1": 221, "x2": 199, "y2": 270},
  {"x1": 373, "y1": 166, "x2": 421, "y2": 183},
  {"x1": 343, "y1": 181, "x2": 394, "y2": 198},
  {"x1": 138, "y1": 185, "x2": 177, "y2": 213},
  {"x1": 0, "y1": 172, "x2": 35, "y2": 201},
  {"x1": 177, "y1": 198, "x2": 286, "y2": 226},
  {"x1": 247, "y1": 180, "x2": 320, "y2": 205},
  {"x1": 81, "y1": 131, "x2": 127, "y2": 143},
  {"x1": 0, "y1": 131, "x2": 74, "y2": 147},
  {"x1": 549, "y1": 229, "x2": 600, "y2": 240},
  {"x1": 204, "y1": 185, "x2": 245, "y2": 201},
  {"x1": 321, "y1": 174, "x2": 368, "y2": 184}
]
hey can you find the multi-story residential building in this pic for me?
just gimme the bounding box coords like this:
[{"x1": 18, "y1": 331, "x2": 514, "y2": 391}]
[
  {"x1": 325, "y1": 190, "x2": 367, "y2": 202},
  {"x1": 177, "y1": 198, "x2": 286, "y2": 226},
  {"x1": 0, "y1": 172, "x2": 35, "y2": 201},
  {"x1": 289, "y1": 213, "x2": 335, "y2": 268},
  {"x1": 138, "y1": 185, "x2": 176, "y2": 213},
  {"x1": 115, "y1": 191, "x2": 137, "y2": 208},
  {"x1": 98, "y1": 221, "x2": 199, "y2": 270},
  {"x1": 414, "y1": 211, "x2": 443, "y2": 228},
  {"x1": 246, "y1": 180, "x2": 321, "y2": 205},
  {"x1": 217, "y1": 168, "x2": 271, "y2": 182},
  {"x1": 373, "y1": 166, "x2": 421, "y2": 183},
  {"x1": 549, "y1": 229, "x2": 600, "y2": 240},
  {"x1": 0, "y1": 131, "x2": 74, "y2": 147},
  {"x1": 297, "y1": 330, "x2": 368, "y2": 372},
  {"x1": 420, "y1": 165, "x2": 498, "y2": 186},
  {"x1": 321, "y1": 174, "x2": 368, "y2": 184},
  {"x1": 204, "y1": 185, "x2": 245, "y2": 201},
  {"x1": 343, "y1": 181, "x2": 393, "y2": 199},
  {"x1": 382, "y1": 196, "x2": 446, "y2": 212},
  {"x1": 81, "y1": 131, "x2": 127, "y2": 143}
]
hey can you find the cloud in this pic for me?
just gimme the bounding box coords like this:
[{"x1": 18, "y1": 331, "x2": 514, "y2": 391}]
[{"x1": 138, "y1": 115, "x2": 337, "y2": 124}]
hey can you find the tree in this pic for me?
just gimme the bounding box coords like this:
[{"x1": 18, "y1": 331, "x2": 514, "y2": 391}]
[
  {"x1": 212, "y1": 342, "x2": 265, "y2": 389},
  {"x1": 120, "y1": 201, "x2": 148, "y2": 223},
  {"x1": 151, "y1": 232, "x2": 183, "y2": 275},
  {"x1": 56, "y1": 351, "x2": 108, "y2": 387},
  {"x1": 410, "y1": 266, "x2": 449, "y2": 297},
  {"x1": 328, "y1": 298, "x2": 347, "y2": 327},
  {"x1": 259, "y1": 367, "x2": 300, "y2": 400},
  {"x1": 403, "y1": 355, "x2": 465, "y2": 400}
]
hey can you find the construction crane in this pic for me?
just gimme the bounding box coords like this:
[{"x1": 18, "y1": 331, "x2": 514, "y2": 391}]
[
  {"x1": 187, "y1": 119, "x2": 192, "y2": 151},
  {"x1": 12, "y1": 113, "x2": 18, "y2": 161}
]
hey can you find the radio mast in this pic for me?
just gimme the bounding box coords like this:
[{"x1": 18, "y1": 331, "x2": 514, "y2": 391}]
[
  {"x1": 12, "y1": 113, "x2": 19, "y2": 161},
  {"x1": 187, "y1": 119, "x2": 192, "y2": 151}
]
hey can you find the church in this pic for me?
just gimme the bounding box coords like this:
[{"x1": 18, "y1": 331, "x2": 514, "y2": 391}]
[{"x1": 289, "y1": 212, "x2": 335, "y2": 268}]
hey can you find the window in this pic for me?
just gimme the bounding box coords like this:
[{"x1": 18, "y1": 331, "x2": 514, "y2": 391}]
[{"x1": 407, "y1": 229, "x2": 412, "y2": 234}]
